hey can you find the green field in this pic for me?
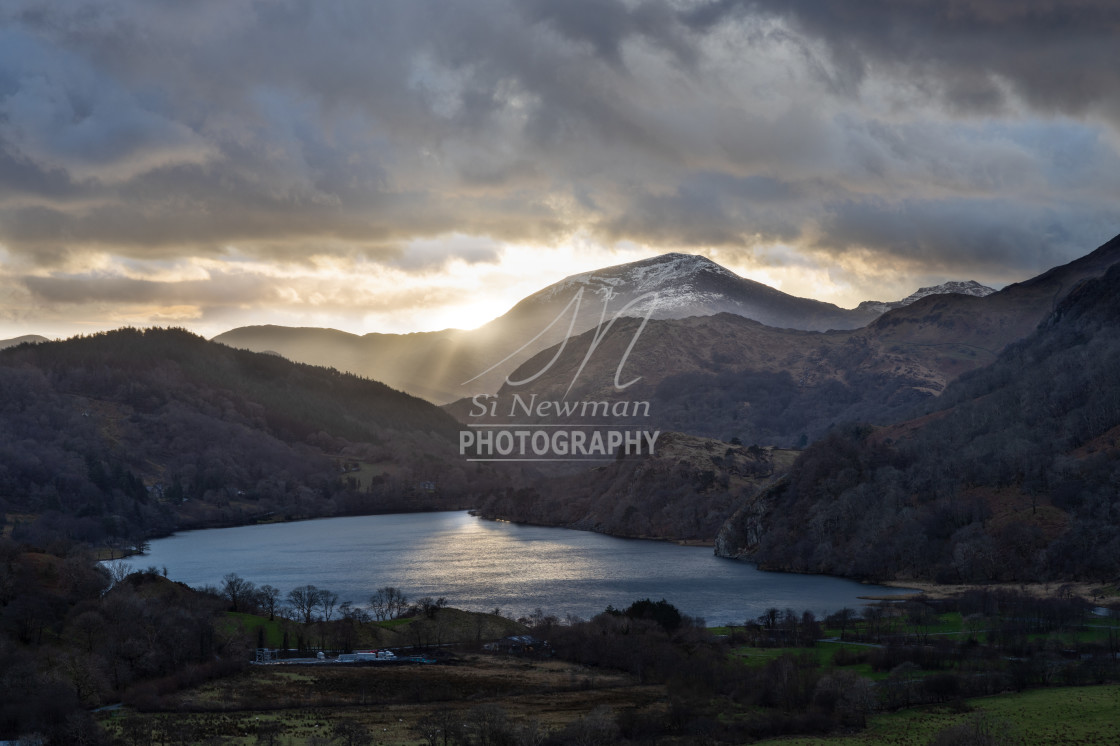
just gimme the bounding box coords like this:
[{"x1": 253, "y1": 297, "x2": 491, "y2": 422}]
[{"x1": 757, "y1": 685, "x2": 1120, "y2": 745}]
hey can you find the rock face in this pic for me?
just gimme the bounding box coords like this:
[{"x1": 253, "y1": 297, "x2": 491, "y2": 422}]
[{"x1": 713, "y1": 477, "x2": 788, "y2": 559}]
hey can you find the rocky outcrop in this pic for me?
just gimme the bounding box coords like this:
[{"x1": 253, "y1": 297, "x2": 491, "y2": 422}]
[{"x1": 713, "y1": 476, "x2": 788, "y2": 559}]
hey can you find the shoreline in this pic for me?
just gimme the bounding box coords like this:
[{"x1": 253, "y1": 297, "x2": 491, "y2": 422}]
[{"x1": 879, "y1": 579, "x2": 1119, "y2": 605}]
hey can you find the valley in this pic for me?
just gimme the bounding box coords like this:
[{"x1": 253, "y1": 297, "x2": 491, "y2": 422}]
[{"x1": 4, "y1": 233, "x2": 1120, "y2": 746}]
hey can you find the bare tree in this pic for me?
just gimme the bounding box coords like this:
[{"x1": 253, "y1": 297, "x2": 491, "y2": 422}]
[
  {"x1": 221, "y1": 573, "x2": 256, "y2": 613},
  {"x1": 331, "y1": 719, "x2": 373, "y2": 746},
  {"x1": 257, "y1": 584, "x2": 280, "y2": 621},
  {"x1": 415, "y1": 709, "x2": 460, "y2": 746},
  {"x1": 105, "y1": 561, "x2": 133, "y2": 588},
  {"x1": 368, "y1": 588, "x2": 389, "y2": 621},
  {"x1": 813, "y1": 670, "x2": 875, "y2": 727},
  {"x1": 287, "y1": 585, "x2": 319, "y2": 625},
  {"x1": 369, "y1": 586, "x2": 408, "y2": 620},
  {"x1": 317, "y1": 589, "x2": 339, "y2": 622}
]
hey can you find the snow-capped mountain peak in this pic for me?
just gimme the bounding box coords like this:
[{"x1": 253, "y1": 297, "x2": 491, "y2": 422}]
[
  {"x1": 509, "y1": 252, "x2": 877, "y2": 333},
  {"x1": 857, "y1": 280, "x2": 996, "y2": 315},
  {"x1": 541, "y1": 253, "x2": 737, "y2": 300}
]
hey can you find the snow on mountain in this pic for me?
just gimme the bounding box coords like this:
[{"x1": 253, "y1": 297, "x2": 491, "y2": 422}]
[
  {"x1": 857, "y1": 280, "x2": 996, "y2": 315},
  {"x1": 532, "y1": 254, "x2": 995, "y2": 329},
  {"x1": 513, "y1": 252, "x2": 881, "y2": 333},
  {"x1": 536, "y1": 253, "x2": 740, "y2": 317}
]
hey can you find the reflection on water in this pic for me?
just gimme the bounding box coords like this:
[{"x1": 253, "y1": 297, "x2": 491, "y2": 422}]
[{"x1": 138, "y1": 511, "x2": 912, "y2": 625}]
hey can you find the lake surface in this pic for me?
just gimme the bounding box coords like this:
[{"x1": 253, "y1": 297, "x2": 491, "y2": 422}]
[{"x1": 137, "y1": 511, "x2": 912, "y2": 625}]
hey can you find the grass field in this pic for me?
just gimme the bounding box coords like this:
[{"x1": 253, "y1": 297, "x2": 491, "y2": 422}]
[
  {"x1": 757, "y1": 685, "x2": 1120, "y2": 746},
  {"x1": 98, "y1": 652, "x2": 666, "y2": 745}
]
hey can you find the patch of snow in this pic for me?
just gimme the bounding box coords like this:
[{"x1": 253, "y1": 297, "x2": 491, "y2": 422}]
[
  {"x1": 537, "y1": 253, "x2": 739, "y2": 304},
  {"x1": 859, "y1": 280, "x2": 995, "y2": 315}
]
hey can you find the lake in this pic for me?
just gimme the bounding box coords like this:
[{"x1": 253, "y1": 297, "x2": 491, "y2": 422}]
[{"x1": 136, "y1": 511, "x2": 913, "y2": 625}]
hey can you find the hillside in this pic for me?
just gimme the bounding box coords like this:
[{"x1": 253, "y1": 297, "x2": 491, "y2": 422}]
[
  {"x1": 475, "y1": 433, "x2": 799, "y2": 542},
  {"x1": 716, "y1": 263, "x2": 1120, "y2": 583},
  {"x1": 448, "y1": 233, "x2": 1120, "y2": 448},
  {"x1": 500, "y1": 251, "x2": 881, "y2": 333},
  {"x1": 0, "y1": 328, "x2": 499, "y2": 549},
  {"x1": 855, "y1": 280, "x2": 994, "y2": 314},
  {"x1": 0, "y1": 334, "x2": 48, "y2": 349}
]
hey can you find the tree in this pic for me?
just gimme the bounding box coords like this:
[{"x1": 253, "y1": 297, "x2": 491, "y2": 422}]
[
  {"x1": 368, "y1": 588, "x2": 388, "y2": 621},
  {"x1": 257, "y1": 584, "x2": 280, "y2": 621},
  {"x1": 415, "y1": 709, "x2": 461, "y2": 746},
  {"x1": 254, "y1": 720, "x2": 283, "y2": 746},
  {"x1": 369, "y1": 586, "x2": 408, "y2": 621},
  {"x1": 826, "y1": 608, "x2": 856, "y2": 641},
  {"x1": 331, "y1": 720, "x2": 373, "y2": 746},
  {"x1": 287, "y1": 585, "x2": 320, "y2": 625},
  {"x1": 417, "y1": 596, "x2": 447, "y2": 619},
  {"x1": 813, "y1": 670, "x2": 875, "y2": 727},
  {"x1": 105, "y1": 560, "x2": 133, "y2": 588},
  {"x1": 221, "y1": 573, "x2": 256, "y2": 613},
  {"x1": 317, "y1": 589, "x2": 339, "y2": 622},
  {"x1": 625, "y1": 598, "x2": 683, "y2": 633},
  {"x1": 466, "y1": 704, "x2": 511, "y2": 746}
]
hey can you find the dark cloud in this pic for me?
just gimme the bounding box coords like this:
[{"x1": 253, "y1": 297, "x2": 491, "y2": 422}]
[
  {"x1": 0, "y1": 0, "x2": 1118, "y2": 313},
  {"x1": 689, "y1": 0, "x2": 1120, "y2": 116},
  {"x1": 522, "y1": 0, "x2": 695, "y2": 67},
  {"x1": 816, "y1": 197, "x2": 1120, "y2": 277},
  {"x1": 602, "y1": 172, "x2": 806, "y2": 247},
  {"x1": 22, "y1": 273, "x2": 274, "y2": 306}
]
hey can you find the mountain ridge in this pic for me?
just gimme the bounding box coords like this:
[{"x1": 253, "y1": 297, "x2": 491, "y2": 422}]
[
  {"x1": 0, "y1": 334, "x2": 49, "y2": 349},
  {"x1": 465, "y1": 232, "x2": 1120, "y2": 548},
  {"x1": 452, "y1": 233, "x2": 1120, "y2": 444},
  {"x1": 214, "y1": 252, "x2": 1000, "y2": 403},
  {"x1": 0, "y1": 327, "x2": 495, "y2": 549},
  {"x1": 856, "y1": 280, "x2": 995, "y2": 314},
  {"x1": 715, "y1": 260, "x2": 1120, "y2": 582}
]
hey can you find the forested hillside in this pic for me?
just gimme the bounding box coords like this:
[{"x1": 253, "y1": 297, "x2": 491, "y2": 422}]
[
  {"x1": 0, "y1": 545, "x2": 243, "y2": 742},
  {"x1": 476, "y1": 433, "x2": 799, "y2": 541},
  {"x1": 0, "y1": 328, "x2": 500, "y2": 549},
  {"x1": 718, "y1": 265, "x2": 1120, "y2": 582}
]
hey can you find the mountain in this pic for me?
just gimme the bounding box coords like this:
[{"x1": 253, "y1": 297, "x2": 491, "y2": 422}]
[
  {"x1": 503, "y1": 252, "x2": 881, "y2": 332},
  {"x1": 856, "y1": 280, "x2": 995, "y2": 314},
  {"x1": 462, "y1": 233, "x2": 1120, "y2": 548},
  {"x1": 449, "y1": 233, "x2": 1120, "y2": 446},
  {"x1": 715, "y1": 261, "x2": 1120, "y2": 582},
  {"x1": 215, "y1": 253, "x2": 976, "y2": 403},
  {"x1": 0, "y1": 328, "x2": 500, "y2": 549},
  {"x1": 214, "y1": 324, "x2": 475, "y2": 403},
  {"x1": 0, "y1": 334, "x2": 48, "y2": 349}
]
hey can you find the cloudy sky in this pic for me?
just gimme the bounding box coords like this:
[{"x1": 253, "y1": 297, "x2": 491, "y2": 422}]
[{"x1": 2, "y1": 0, "x2": 1119, "y2": 340}]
